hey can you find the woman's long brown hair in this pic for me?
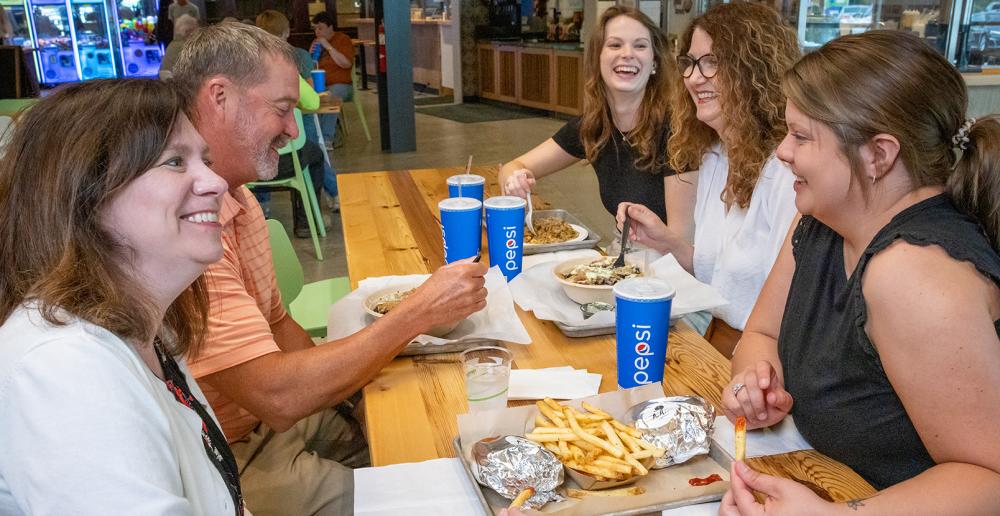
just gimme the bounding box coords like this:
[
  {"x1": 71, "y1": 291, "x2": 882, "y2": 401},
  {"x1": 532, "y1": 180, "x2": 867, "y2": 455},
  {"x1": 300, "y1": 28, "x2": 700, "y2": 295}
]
[
  {"x1": 668, "y1": 2, "x2": 799, "y2": 208},
  {"x1": 0, "y1": 79, "x2": 208, "y2": 357},
  {"x1": 580, "y1": 5, "x2": 673, "y2": 173}
]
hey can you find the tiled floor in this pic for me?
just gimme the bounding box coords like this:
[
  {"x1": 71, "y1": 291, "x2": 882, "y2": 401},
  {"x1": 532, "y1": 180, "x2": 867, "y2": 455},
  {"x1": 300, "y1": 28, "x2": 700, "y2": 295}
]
[{"x1": 273, "y1": 89, "x2": 617, "y2": 283}]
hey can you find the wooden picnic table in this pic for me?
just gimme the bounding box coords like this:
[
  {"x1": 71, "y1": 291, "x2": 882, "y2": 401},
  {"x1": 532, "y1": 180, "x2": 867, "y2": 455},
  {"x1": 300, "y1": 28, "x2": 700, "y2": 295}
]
[{"x1": 338, "y1": 166, "x2": 876, "y2": 503}]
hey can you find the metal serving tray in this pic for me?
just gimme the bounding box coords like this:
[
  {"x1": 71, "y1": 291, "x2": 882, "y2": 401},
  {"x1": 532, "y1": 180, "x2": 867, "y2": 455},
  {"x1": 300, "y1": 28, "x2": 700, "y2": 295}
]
[
  {"x1": 453, "y1": 437, "x2": 728, "y2": 516},
  {"x1": 524, "y1": 209, "x2": 602, "y2": 255}
]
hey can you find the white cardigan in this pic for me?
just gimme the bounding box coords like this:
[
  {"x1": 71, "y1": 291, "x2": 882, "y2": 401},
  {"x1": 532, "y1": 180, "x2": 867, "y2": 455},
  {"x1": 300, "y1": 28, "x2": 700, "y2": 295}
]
[
  {"x1": 0, "y1": 304, "x2": 236, "y2": 515},
  {"x1": 692, "y1": 144, "x2": 799, "y2": 330}
]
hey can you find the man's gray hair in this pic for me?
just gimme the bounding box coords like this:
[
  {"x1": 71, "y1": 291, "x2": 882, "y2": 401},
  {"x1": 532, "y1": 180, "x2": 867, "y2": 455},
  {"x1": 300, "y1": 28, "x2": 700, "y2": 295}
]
[{"x1": 171, "y1": 21, "x2": 296, "y2": 101}]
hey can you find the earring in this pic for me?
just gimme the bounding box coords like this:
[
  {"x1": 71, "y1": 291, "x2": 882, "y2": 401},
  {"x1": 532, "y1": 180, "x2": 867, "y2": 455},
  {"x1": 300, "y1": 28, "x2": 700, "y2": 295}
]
[
  {"x1": 870, "y1": 175, "x2": 877, "y2": 185},
  {"x1": 651, "y1": 68, "x2": 657, "y2": 75}
]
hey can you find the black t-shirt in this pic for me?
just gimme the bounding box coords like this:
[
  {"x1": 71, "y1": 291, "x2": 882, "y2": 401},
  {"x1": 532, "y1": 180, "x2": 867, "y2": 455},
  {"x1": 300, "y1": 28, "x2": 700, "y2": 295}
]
[
  {"x1": 778, "y1": 195, "x2": 1000, "y2": 490},
  {"x1": 551, "y1": 117, "x2": 674, "y2": 220}
]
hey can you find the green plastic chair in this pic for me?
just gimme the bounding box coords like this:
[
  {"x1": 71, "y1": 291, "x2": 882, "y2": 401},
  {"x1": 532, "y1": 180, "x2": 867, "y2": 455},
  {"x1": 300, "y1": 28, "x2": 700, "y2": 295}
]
[
  {"x1": 266, "y1": 219, "x2": 352, "y2": 338},
  {"x1": 346, "y1": 70, "x2": 372, "y2": 142},
  {"x1": 248, "y1": 108, "x2": 326, "y2": 260}
]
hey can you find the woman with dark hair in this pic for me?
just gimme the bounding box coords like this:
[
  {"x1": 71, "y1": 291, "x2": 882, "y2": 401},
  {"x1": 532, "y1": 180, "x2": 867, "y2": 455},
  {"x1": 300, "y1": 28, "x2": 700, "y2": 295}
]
[
  {"x1": 500, "y1": 6, "x2": 676, "y2": 224},
  {"x1": 0, "y1": 79, "x2": 241, "y2": 515},
  {"x1": 616, "y1": 2, "x2": 800, "y2": 355},
  {"x1": 720, "y1": 31, "x2": 1000, "y2": 514}
]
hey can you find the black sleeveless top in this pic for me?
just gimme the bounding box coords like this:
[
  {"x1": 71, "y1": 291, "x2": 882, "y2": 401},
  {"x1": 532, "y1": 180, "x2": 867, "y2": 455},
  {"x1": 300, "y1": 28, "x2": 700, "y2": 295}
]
[{"x1": 778, "y1": 194, "x2": 1000, "y2": 490}]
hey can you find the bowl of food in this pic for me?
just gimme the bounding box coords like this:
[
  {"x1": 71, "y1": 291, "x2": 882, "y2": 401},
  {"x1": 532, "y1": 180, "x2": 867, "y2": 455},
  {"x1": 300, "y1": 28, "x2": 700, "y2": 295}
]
[
  {"x1": 553, "y1": 256, "x2": 643, "y2": 306},
  {"x1": 363, "y1": 285, "x2": 461, "y2": 337},
  {"x1": 525, "y1": 217, "x2": 588, "y2": 246}
]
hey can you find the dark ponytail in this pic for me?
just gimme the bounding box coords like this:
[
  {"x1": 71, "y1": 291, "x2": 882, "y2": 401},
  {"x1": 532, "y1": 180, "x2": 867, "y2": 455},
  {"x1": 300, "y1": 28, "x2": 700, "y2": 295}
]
[{"x1": 947, "y1": 116, "x2": 1000, "y2": 251}]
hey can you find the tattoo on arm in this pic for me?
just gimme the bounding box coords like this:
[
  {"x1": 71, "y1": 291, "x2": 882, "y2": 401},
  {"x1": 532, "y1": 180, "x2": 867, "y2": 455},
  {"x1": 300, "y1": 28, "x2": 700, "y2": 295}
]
[{"x1": 846, "y1": 499, "x2": 866, "y2": 510}]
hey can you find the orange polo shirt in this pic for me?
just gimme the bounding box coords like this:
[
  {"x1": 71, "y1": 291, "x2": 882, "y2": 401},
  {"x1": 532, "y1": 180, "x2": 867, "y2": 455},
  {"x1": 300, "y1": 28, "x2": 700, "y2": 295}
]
[
  {"x1": 317, "y1": 31, "x2": 355, "y2": 86},
  {"x1": 187, "y1": 186, "x2": 286, "y2": 442}
]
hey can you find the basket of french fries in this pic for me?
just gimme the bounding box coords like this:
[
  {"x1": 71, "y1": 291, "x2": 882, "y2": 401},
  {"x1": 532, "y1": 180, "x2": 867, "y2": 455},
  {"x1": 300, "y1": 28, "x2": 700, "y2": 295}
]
[{"x1": 526, "y1": 398, "x2": 664, "y2": 490}]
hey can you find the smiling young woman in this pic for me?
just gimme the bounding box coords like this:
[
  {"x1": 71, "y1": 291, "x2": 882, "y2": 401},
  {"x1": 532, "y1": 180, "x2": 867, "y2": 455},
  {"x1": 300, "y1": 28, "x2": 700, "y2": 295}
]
[{"x1": 499, "y1": 6, "x2": 677, "y2": 224}]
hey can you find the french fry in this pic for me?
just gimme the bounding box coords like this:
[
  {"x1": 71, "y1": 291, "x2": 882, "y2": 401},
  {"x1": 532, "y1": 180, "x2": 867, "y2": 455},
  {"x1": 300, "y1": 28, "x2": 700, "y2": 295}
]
[
  {"x1": 618, "y1": 431, "x2": 643, "y2": 454},
  {"x1": 543, "y1": 442, "x2": 561, "y2": 455},
  {"x1": 627, "y1": 449, "x2": 659, "y2": 460},
  {"x1": 565, "y1": 460, "x2": 622, "y2": 480},
  {"x1": 531, "y1": 426, "x2": 579, "y2": 434},
  {"x1": 601, "y1": 421, "x2": 626, "y2": 452},
  {"x1": 543, "y1": 397, "x2": 564, "y2": 412},
  {"x1": 611, "y1": 419, "x2": 643, "y2": 439},
  {"x1": 536, "y1": 401, "x2": 567, "y2": 428},
  {"x1": 582, "y1": 401, "x2": 613, "y2": 420},
  {"x1": 567, "y1": 410, "x2": 626, "y2": 458},
  {"x1": 534, "y1": 414, "x2": 551, "y2": 428},
  {"x1": 525, "y1": 432, "x2": 578, "y2": 442},
  {"x1": 565, "y1": 486, "x2": 646, "y2": 498},
  {"x1": 592, "y1": 457, "x2": 634, "y2": 475},
  {"x1": 624, "y1": 454, "x2": 648, "y2": 476},
  {"x1": 558, "y1": 439, "x2": 570, "y2": 458},
  {"x1": 509, "y1": 487, "x2": 535, "y2": 509},
  {"x1": 735, "y1": 416, "x2": 747, "y2": 461}
]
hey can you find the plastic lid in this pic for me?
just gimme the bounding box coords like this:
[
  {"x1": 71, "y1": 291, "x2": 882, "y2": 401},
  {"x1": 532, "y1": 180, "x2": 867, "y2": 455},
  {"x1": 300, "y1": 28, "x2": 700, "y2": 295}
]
[
  {"x1": 613, "y1": 277, "x2": 676, "y2": 302},
  {"x1": 483, "y1": 196, "x2": 527, "y2": 210},
  {"x1": 439, "y1": 197, "x2": 483, "y2": 211},
  {"x1": 447, "y1": 174, "x2": 486, "y2": 185}
]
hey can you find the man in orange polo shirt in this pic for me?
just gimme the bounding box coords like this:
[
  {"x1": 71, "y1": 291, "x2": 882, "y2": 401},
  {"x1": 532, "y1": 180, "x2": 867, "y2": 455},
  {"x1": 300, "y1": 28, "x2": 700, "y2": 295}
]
[
  {"x1": 172, "y1": 22, "x2": 488, "y2": 516},
  {"x1": 310, "y1": 11, "x2": 353, "y2": 146}
]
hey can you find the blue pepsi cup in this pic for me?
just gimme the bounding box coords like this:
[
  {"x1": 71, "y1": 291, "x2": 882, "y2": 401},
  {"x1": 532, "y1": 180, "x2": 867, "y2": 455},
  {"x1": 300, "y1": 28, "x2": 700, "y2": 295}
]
[
  {"x1": 484, "y1": 196, "x2": 526, "y2": 281},
  {"x1": 613, "y1": 277, "x2": 675, "y2": 389},
  {"x1": 439, "y1": 197, "x2": 482, "y2": 263},
  {"x1": 447, "y1": 174, "x2": 485, "y2": 204},
  {"x1": 310, "y1": 69, "x2": 327, "y2": 94}
]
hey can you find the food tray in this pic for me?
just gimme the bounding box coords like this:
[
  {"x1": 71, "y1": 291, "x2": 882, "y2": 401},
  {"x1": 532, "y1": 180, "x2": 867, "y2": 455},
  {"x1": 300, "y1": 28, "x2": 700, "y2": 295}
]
[
  {"x1": 400, "y1": 338, "x2": 498, "y2": 356},
  {"x1": 453, "y1": 437, "x2": 728, "y2": 515},
  {"x1": 524, "y1": 209, "x2": 602, "y2": 255}
]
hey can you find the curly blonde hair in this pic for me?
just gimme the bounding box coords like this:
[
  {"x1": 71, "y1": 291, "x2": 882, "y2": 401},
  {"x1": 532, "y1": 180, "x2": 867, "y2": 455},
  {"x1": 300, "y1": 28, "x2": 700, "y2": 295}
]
[
  {"x1": 668, "y1": 2, "x2": 799, "y2": 208},
  {"x1": 581, "y1": 5, "x2": 674, "y2": 173}
]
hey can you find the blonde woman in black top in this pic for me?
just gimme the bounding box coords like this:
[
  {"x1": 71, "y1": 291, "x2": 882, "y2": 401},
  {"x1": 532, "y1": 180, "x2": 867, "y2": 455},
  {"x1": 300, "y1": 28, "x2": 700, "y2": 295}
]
[{"x1": 719, "y1": 31, "x2": 1000, "y2": 514}]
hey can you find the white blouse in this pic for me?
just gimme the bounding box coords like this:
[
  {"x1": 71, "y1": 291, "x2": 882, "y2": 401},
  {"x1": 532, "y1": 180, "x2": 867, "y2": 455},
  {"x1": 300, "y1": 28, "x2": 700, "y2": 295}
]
[
  {"x1": 692, "y1": 144, "x2": 799, "y2": 330},
  {"x1": 0, "y1": 305, "x2": 236, "y2": 516}
]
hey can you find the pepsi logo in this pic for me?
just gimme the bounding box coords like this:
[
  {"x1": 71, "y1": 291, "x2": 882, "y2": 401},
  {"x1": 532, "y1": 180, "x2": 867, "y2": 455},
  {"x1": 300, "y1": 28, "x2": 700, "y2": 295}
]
[
  {"x1": 506, "y1": 239, "x2": 516, "y2": 247},
  {"x1": 635, "y1": 342, "x2": 650, "y2": 354}
]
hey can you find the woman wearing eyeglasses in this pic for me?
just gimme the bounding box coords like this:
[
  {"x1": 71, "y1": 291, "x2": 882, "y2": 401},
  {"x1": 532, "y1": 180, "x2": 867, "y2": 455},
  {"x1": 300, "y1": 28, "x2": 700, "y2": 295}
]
[
  {"x1": 499, "y1": 6, "x2": 677, "y2": 226},
  {"x1": 616, "y1": 2, "x2": 800, "y2": 356}
]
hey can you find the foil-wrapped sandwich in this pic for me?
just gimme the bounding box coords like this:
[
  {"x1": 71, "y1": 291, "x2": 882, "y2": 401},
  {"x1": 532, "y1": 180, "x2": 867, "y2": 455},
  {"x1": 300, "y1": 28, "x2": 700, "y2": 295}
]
[
  {"x1": 625, "y1": 396, "x2": 716, "y2": 469},
  {"x1": 472, "y1": 435, "x2": 564, "y2": 509},
  {"x1": 560, "y1": 257, "x2": 641, "y2": 286}
]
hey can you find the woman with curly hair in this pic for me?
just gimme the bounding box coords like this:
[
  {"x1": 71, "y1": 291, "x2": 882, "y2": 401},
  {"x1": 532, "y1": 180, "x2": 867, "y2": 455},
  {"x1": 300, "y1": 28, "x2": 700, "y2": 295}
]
[
  {"x1": 617, "y1": 2, "x2": 800, "y2": 355},
  {"x1": 500, "y1": 5, "x2": 677, "y2": 224}
]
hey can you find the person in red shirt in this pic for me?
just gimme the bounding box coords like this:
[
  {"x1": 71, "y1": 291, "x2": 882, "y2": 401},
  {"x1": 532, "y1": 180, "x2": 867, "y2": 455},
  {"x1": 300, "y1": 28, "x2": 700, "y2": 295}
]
[{"x1": 310, "y1": 11, "x2": 354, "y2": 146}]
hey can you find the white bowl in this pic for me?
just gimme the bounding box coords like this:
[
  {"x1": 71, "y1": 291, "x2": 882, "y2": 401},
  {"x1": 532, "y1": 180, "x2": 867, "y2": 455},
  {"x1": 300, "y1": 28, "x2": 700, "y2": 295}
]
[
  {"x1": 363, "y1": 285, "x2": 461, "y2": 337},
  {"x1": 552, "y1": 257, "x2": 643, "y2": 306}
]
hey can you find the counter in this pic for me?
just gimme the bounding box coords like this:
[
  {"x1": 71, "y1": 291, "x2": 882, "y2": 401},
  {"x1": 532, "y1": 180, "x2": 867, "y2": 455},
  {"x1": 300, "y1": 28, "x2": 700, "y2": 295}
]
[{"x1": 477, "y1": 40, "x2": 585, "y2": 115}]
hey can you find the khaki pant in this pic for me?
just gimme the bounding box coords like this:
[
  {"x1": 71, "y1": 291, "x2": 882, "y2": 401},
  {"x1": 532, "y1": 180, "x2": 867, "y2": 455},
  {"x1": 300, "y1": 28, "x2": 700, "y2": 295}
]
[{"x1": 231, "y1": 405, "x2": 370, "y2": 516}]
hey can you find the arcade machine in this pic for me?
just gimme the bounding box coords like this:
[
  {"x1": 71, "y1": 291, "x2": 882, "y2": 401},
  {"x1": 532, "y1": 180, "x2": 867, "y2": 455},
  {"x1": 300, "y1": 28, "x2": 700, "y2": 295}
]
[
  {"x1": 1, "y1": 0, "x2": 35, "y2": 46},
  {"x1": 114, "y1": 0, "x2": 159, "y2": 78},
  {"x1": 29, "y1": 0, "x2": 79, "y2": 83},
  {"x1": 70, "y1": 0, "x2": 116, "y2": 79}
]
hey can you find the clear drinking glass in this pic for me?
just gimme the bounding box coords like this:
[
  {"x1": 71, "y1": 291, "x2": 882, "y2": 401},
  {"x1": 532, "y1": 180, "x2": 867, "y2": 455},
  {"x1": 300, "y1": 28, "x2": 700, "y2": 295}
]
[{"x1": 461, "y1": 346, "x2": 512, "y2": 412}]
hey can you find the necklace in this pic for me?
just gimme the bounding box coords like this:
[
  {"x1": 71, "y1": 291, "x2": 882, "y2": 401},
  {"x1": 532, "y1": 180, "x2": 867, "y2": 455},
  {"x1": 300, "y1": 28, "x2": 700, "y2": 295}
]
[{"x1": 617, "y1": 126, "x2": 632, "y2": 146}]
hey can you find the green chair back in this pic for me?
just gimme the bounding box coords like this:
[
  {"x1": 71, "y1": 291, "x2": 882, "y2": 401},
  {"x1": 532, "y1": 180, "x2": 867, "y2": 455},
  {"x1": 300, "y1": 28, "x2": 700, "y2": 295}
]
[{"x1": 266, "y1": 219, "x2": 305, "y2": 308}]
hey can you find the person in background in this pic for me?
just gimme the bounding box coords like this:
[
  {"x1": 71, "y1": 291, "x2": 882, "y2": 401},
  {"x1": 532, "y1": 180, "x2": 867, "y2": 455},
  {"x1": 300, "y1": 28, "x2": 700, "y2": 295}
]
[
  {"x1": 168, "y1": 0, "x2": 199, "y2": 23},
  {"x1": 254, "y1": 9, "x2": 333, "y2": 236},
  {"x1": 500, "y1": 6, "x2": 676, "y2": 233},
  {"x1": 159, "y1": 13, "x2": 198, "y2": 78},
  {"x1": 0, "y1": 5, "x2": 14, "y2": 43},
  {"x1": 616, "y1": 2, "x2": 800, "y2": 356},
  {"x1": 171, "y1": 22, "x2": 488, "y2": 515},
  {"x1": 720, "y1": 30, "x2": 1000, "y2": 514},
  {"x1": 310, "y1": 10, "x2": 354, "y2": 147},
  {"x1": 0, "y1": 79, "x2": 239, "y2": 515},
  {"x1": 256, "y1": 9, "x2": 314, "y2": 80}
]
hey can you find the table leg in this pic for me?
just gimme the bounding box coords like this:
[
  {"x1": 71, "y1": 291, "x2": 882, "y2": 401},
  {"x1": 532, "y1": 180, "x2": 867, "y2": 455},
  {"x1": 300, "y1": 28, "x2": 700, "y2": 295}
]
[
  {"x1": 312, "y1": 113, "x2": 332, "y2": 170},
  {"x1": 359, "y1": 45, "x2": 369, "y2": 90}
]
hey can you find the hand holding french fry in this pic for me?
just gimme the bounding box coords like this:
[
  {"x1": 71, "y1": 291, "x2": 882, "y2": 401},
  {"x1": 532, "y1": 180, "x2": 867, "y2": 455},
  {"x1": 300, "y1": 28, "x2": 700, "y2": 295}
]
[
  {"x1": 525, "y1": 398, "x2": 666, "y2": 483},
  {"x1": 723, "y1": 361, "x2": 794, "y2": 430}
]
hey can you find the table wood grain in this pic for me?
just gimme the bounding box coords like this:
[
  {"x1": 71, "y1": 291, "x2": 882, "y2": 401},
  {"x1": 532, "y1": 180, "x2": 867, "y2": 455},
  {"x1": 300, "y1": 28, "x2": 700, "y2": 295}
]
[{"x1": 338, "y1": 167, "x2": 876, "y2": 501}]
